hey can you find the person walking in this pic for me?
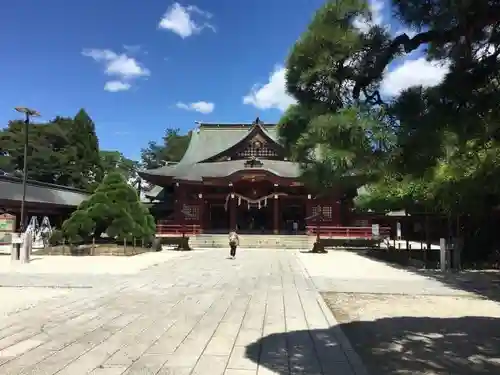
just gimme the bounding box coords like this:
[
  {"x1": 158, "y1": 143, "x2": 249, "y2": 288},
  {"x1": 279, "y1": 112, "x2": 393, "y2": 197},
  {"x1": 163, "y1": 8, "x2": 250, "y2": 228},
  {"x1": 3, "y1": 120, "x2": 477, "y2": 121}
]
[{"x1": 228, "y1": 230, "x2": 239, "y2": 259}]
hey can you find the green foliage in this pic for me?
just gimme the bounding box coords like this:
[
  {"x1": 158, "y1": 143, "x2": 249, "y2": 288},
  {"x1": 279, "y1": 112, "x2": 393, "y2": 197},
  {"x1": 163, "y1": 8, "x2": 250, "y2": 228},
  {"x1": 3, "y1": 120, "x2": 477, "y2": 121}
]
[
  {"x1": 62, "y1": 172, "x2": 155, "y2": 242},
  {"x1": 100, "y1": 150, "x2": 139, "y2": 181},
  {"x1": 281, "y1": 0, "x2": 500, "y2": 227},
  {"x1": 0, "y1": 110, "x2": 108, "y2": 191},
  {"x1": 0, "y1": 118, "x2": 73, "y2": 182},
  {"x1": 354, "y1": 175, "x2": 431, "y2": 213},
  {"x1": 278, "y1": 1, "x2": 396, "y2": 193},
  {"x1": 0, "y1": 109, "x2": 147, "y2": 193},
  {"x1": 140, "y1": 128, "x2": 191, "y2": 169},
  {"x1": 66, "y1": 109, "x2": 103, "y2": 191},
  {"x1": 49, "y1": 229, "x2": 64, "y2": 246}
]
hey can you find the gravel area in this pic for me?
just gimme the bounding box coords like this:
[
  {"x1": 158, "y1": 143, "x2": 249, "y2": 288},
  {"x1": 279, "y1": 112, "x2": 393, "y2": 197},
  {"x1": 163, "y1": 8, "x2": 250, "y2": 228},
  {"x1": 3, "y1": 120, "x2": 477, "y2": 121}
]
[
  {"x1": 297, "y1": 249, "x2": 500, "y2": 375},
  {"x1": 323, "y1": 292, "x2": 500, "y2": 375}
]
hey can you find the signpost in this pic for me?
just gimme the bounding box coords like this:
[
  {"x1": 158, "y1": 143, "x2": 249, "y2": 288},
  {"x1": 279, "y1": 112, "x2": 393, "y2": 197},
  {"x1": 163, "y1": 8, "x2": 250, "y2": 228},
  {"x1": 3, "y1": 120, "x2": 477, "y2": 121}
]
[
  {"x1": 0, "y1": 214, "x2": 16, "y2": 260},
  {"x1": 0, "y1": 213, "x2": 15, "y2": 245}
]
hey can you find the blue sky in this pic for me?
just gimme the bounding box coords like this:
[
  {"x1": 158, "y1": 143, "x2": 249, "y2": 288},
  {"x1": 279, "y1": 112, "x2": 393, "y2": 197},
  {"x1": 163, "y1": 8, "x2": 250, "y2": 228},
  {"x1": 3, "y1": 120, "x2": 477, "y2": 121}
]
[{"x1": 0, "y1": 0, "x2": 447, "y2": 161}]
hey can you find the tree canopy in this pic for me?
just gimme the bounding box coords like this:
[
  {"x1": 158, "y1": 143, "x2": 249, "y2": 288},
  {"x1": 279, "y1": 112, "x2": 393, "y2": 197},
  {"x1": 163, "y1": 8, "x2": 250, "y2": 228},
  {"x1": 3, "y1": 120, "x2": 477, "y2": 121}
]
[
  {"x1": 278, "y1": 0, "x2": 500, "y2": 219},
  {"x1": 62, "y1": 172, "x2": 155, "y2": 242},
  {"x1": 1, "y1": 109, "x2": 193, "y2": 198},
  {"x1": 100, "y1": 150, "x2": 139, "y2": 183},
  {"x1": 0, "y1": 110, "x2": 103, "y2": 190},
  {"x1": 140, "y1": 128, "x2": 191, "y2": 169}
]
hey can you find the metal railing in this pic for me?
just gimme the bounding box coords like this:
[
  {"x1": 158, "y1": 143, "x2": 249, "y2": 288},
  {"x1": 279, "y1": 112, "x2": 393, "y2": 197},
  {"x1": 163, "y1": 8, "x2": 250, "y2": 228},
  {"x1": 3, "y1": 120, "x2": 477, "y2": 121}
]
[
  {"x1": 156, "y1": 224, "x2": 202, "y2": 236},
  {"x1": 306, "y1": 226, "x2": 390, "y2": 239}
]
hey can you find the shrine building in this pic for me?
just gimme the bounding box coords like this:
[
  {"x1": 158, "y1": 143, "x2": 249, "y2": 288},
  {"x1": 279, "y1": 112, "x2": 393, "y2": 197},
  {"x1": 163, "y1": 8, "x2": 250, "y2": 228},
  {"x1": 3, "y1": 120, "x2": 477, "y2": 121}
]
[{"x1": 139, "y1": 118, "x2": 369, "y2": 237}]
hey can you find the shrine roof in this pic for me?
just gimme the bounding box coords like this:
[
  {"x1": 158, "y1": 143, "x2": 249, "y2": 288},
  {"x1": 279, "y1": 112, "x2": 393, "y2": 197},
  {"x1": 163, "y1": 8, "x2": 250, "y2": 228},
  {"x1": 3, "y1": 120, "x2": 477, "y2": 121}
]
[
  {"x1": 140, "y1": 119, "x2": 284, "y2": 181},
  {"x1": 140, "y1": 159, "x2": 300, "y2": 182},
  {"x1": 0, "y1": 175, "x2": 89, "y2": 207},
  {"x1": 183, "y1": 121, "x2": 279, "y2": 164}
]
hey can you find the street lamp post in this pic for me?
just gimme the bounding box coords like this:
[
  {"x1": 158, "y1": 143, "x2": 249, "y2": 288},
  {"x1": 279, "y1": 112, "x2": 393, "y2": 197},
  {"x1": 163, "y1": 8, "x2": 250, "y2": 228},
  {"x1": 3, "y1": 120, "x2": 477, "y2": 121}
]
[{"x1": 14, "y1": 107, "x2": 40, "y2": 232}]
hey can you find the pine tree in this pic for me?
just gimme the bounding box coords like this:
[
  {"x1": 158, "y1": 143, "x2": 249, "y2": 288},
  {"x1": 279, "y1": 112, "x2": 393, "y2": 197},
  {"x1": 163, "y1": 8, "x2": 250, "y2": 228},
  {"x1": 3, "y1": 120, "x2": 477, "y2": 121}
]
[
  {"x1": 62, "y1": 172, "x2": 155, "y2": 242},
  {"x1": 66, "y1": 109, "x2": 104, "y2": 190}
]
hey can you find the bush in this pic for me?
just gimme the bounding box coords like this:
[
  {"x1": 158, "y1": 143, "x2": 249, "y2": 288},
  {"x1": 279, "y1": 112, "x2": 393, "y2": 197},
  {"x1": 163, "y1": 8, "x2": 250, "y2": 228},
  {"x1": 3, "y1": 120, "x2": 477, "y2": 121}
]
[
  {"x1": 49, "y1": 229, "x2": 64, "y2": 246},
  {"x1": 62, "y1": 172, "x2": 155, "y2": 242}
]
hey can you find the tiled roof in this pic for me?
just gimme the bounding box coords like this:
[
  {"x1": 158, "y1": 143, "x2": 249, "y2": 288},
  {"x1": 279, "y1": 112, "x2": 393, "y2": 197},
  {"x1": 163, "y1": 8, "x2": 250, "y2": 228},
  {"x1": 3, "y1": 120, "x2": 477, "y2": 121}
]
[
  {"x1": 0, "y1": 176, "x2": 89, "y2": 207},
  {"x1": 139, "y1": 121, "x2": 294, "y2": 182},
  {"x1": 180, "y1": 122, "x2": 278, "y2": 165},
  {"x1": 142, "y1": 159, "x2": 301, "y2": 181}
]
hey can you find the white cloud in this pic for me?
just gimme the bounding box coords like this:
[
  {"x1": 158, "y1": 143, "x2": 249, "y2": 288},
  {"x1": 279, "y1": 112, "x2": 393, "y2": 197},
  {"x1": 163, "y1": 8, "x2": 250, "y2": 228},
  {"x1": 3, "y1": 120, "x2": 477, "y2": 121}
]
[
  {"x1": 82, "y1": 48, "x2": 150, "y2": 92},
  {"x1": 105, "y1": 55, "x2": 149, "y2": 78},
  {"x1": 176, "y1": 101, "x2": 214, "y2": 114},
  {"x1": 353, "y1": 0, "x2": 386, "y2": 33},
  {"x1": 158, "y1": 3, "x2": 215, "y2": 38},
  {"x1": 380, "y1": 57, "x2": 450, "y2": 96},
  {"x1": 243, "y1": 66, "x2": 296, "y2": 112},
  {"x1": 104, "y1": 81, "x2": 131, "y2": 92}
]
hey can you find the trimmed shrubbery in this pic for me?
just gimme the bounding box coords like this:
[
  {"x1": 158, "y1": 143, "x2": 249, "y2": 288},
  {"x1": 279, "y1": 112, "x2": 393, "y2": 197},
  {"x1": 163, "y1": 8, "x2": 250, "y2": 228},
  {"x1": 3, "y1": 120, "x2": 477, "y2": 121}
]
[{"x1": 61, "y1": 172, "x2": 155, "y2": 244}]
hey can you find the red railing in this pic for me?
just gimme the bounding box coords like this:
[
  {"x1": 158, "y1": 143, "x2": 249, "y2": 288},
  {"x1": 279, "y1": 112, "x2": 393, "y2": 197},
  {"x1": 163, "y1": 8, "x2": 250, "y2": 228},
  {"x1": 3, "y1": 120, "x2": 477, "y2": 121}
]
[
  {"x1": 306, "y1": 226, "x2": 390, "y2": 239},
  {"x1": 156, "y1": 224, "x2": 201, "y2": 236}
]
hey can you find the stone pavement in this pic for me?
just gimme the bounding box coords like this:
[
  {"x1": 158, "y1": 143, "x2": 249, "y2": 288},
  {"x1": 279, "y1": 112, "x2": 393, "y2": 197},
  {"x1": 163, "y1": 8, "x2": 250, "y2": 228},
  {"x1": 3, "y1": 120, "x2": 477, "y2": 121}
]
[
  {"x1": 297, "y1": 250, "x2": 476, "y2": 296},
  {"x1": 0, "y1": 250, "x2": 365, "y2": 375}
]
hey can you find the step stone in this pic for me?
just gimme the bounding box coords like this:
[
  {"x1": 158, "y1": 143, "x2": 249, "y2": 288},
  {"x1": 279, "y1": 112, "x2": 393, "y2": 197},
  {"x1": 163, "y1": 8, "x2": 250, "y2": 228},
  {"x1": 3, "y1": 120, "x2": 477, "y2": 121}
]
[{"x1": 188, "y1": 234, "x2": 315, "y2": 250}]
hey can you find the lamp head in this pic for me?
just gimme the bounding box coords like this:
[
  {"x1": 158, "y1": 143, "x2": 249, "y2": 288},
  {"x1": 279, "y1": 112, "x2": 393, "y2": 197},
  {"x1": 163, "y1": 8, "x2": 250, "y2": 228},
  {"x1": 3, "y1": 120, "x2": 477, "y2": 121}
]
[{"x1": 15, "y1": 107, "x2": 40, "y2": 117}]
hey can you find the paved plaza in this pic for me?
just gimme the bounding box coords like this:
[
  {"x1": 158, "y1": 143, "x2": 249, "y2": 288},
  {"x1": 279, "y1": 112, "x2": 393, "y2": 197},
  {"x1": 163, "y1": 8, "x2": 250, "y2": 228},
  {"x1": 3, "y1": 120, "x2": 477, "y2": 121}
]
[
  {"x1": 0, "y1": 249, "x2": 498, "y2": 375},
  {"x1": 0, "y1": 250, "x2": 366, "y2": 375}
]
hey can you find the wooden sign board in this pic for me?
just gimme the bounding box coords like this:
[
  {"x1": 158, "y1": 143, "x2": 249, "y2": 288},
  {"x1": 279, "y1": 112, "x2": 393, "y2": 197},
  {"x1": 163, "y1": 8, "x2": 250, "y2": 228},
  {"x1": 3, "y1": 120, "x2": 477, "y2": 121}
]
[
  {"x1": 0, "y1": 214, "x2": 15, "y2": 232},
  {"x1": 241, "y1": 174, "x2": 266, "y2": 180},
  {"x1": 0, "y1": 213, "x2": 15, "y2": 245}
]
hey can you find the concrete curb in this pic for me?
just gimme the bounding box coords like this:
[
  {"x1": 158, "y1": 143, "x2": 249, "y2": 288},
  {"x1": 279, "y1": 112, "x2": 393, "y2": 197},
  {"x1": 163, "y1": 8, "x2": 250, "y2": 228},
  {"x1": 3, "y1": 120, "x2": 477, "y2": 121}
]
[{"x1": 294, "y1": 252, "x2": 370, "y2": 375}]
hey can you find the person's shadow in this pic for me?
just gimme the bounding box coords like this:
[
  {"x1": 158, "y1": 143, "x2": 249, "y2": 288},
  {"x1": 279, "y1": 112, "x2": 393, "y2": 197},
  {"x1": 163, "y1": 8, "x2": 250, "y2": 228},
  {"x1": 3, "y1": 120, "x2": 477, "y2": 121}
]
[{"x1": 245, "y1": 316, "x2": 500, "y2": 374}]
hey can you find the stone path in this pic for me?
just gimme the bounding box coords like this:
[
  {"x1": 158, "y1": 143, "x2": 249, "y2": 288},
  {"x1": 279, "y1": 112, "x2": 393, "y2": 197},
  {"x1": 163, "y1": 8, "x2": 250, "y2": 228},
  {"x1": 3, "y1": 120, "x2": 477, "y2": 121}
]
[
  {"x1": 0, "y1": 250, "x2": 364, "y2": 375},
  {"x1": 297, "y1": 250, "x2": 476, "y2": 296}
]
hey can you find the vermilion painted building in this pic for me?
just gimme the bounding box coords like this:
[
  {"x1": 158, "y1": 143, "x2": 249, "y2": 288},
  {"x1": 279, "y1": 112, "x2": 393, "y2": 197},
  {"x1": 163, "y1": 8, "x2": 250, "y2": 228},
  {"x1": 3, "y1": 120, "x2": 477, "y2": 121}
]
[{"x1": 139, "y1": 118, "x2": 369, "y2": 237}]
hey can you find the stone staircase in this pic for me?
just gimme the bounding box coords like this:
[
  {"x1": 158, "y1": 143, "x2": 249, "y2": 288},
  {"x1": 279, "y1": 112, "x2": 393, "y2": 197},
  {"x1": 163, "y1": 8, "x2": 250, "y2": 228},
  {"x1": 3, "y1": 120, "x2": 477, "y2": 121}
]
[{"x1": 188, "y1": 234, "x2": 315, "y2": 250}]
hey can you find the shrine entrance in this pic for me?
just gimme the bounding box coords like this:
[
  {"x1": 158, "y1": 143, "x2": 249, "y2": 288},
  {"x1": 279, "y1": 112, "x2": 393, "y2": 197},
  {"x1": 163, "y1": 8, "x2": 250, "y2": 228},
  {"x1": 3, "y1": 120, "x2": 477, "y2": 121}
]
[
  {"x1": 232, "y1": 179, "x2": 276, "y2": 233},
  {"x1": 237, "y1": 204, "x2": 273, "y2": 233}
]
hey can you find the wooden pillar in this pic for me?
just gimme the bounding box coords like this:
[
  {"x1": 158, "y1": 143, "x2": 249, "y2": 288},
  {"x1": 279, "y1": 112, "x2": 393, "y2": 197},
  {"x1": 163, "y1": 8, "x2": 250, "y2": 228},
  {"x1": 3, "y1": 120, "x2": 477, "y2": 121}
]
[
  {"x1": 198, "y1": 192, "x2": 204, "y2": 234},
  {"x1": 174, "y1": 183, "x2": 181, "y2": 222},
  {"x1": 204, "y1": 200, "x2": 211, "y2": 231},
  {"x1": 273, "y1": 194, "x2": 279, "y2": 234},
  {"x1": 175, "y1": 183, "x2": 186, "y2": 236},
  {"x1": 229, "y1": 192, "x2": 237, "y2": 231},
  {"x1": 332, "y1": 192, "x2": 341, "y2": 226},
  {"x1": 315, "y1": 201, "x2": 321, "y2": 241},
  {"x1": 306, "y1": 194, "x2": 313, "y2": 232}
]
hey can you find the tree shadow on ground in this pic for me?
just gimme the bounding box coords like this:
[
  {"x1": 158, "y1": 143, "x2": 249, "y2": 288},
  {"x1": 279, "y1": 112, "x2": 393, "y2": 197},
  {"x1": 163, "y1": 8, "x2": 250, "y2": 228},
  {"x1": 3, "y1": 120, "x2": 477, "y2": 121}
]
[
  {"x1": 352, "y1": 248, "x2": 500, "y2": 304},
  {"x1": 246, "y1": 316, "x2": 500, "y2": 375}
]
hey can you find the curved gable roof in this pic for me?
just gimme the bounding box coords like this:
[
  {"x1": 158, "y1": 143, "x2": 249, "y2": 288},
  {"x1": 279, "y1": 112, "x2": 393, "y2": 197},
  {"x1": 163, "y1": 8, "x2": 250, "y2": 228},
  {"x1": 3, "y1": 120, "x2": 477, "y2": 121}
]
[
  {"x1": 201, "y1": 123, "x2": 283, "y2": 163},
  {"x1": 140, "y1": 121, "x2": 281, "y2": 179}
]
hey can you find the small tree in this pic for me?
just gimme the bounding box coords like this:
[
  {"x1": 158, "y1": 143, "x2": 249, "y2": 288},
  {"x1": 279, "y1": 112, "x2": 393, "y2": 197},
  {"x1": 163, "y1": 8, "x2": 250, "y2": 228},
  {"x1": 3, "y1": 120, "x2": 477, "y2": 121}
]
[{"x1": 62, "y1": 172, "x2": 155, "y2": 242}]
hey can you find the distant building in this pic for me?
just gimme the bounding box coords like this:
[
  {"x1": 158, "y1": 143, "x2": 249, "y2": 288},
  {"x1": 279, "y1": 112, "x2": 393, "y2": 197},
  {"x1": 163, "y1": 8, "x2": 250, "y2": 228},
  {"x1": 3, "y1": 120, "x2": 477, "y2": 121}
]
[{"x1": 0, "y1": 175, "x2": 89, "y2": 230}]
